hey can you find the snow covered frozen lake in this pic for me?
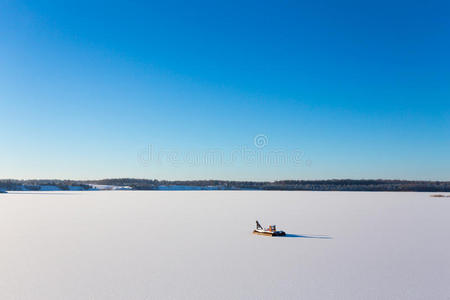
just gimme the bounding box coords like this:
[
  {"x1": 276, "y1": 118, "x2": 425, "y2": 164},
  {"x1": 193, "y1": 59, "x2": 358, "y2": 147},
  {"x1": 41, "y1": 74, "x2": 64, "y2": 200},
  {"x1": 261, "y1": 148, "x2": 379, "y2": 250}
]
[{"x1": 1, "y1": 191, "x2": 449, "y2": 300}]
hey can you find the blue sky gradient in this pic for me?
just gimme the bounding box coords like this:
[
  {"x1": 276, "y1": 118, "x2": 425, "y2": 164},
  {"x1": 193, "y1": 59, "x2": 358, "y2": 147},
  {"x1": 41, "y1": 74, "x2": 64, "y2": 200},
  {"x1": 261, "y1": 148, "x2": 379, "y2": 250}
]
[{"x1": 0, "y1": 0, "x2": 449, "y2": 180}]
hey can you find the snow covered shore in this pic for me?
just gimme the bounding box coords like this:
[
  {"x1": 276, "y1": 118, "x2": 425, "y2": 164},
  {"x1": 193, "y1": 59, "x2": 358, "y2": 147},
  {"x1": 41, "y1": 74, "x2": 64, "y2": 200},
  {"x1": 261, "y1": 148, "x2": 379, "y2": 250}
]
[{"x1": 0, "y1": 191, "x2": 449, "y2": 299}]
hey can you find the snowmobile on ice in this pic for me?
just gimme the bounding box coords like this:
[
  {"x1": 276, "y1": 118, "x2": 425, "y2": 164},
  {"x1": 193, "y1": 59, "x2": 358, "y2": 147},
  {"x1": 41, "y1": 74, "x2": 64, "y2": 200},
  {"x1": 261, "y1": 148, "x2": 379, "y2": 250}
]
[{"x1": 253, "y1": 220, "x2": 286, "y2": 236}]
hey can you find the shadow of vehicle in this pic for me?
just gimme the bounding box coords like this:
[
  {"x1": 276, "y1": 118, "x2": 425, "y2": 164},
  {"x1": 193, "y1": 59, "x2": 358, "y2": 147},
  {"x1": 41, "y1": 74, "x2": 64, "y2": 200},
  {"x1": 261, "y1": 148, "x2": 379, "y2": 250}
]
[{"x1": 283, "y1": 233, "x2": 332, "y2": 239}]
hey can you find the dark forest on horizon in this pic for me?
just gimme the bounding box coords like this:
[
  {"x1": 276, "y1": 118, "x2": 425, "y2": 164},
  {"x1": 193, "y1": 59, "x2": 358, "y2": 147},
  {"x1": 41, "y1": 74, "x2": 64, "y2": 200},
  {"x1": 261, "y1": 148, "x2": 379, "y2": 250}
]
[{"x1": 1, "y1": 179, "x2": 450, "y2": 192}]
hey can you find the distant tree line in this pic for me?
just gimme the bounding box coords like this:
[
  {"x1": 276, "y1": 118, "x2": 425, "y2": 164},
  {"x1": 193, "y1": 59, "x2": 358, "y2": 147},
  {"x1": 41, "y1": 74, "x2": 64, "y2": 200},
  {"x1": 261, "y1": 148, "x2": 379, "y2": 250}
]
[
  {"x1": 0, "y1": 179, "x2": 90, "y2": 191},
  {"x1": 1, "y1": 179, "x2": 449, "y2": 192}
]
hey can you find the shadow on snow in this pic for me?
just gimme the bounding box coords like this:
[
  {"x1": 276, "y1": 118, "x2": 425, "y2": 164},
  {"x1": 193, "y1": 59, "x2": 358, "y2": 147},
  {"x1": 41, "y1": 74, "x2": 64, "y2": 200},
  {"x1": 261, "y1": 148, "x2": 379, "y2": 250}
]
[{"x1": 283, "y1": 233, "x2": 332, "y2": 239}]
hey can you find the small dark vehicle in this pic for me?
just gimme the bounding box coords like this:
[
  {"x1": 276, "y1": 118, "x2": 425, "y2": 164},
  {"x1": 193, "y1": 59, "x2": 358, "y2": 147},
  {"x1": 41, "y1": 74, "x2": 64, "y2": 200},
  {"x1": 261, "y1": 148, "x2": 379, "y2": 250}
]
[{"x1": 253, "y1": 220, "x2": 286, "y2": 236}]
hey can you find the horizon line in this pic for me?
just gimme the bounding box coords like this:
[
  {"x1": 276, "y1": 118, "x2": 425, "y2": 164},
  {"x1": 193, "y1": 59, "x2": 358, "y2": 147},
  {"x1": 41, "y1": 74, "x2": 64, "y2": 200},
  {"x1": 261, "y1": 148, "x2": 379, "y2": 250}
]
[{"x1": 1, "y1": 178, "x2": 449, "y2": 183}]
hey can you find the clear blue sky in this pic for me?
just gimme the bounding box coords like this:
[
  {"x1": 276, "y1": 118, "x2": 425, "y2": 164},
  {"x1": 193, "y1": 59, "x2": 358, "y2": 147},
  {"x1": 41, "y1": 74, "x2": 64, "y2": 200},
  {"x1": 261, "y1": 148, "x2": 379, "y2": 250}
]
[{"x1": 0, "y1": 0, "x2": 449, "y2": 180}]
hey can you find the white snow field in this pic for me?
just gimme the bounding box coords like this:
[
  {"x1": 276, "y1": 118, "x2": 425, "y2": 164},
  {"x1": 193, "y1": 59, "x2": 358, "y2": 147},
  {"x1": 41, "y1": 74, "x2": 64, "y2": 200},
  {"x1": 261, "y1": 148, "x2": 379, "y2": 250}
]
[{"x1": 1, "y1": 191, "x2": 449, "y2": 300}]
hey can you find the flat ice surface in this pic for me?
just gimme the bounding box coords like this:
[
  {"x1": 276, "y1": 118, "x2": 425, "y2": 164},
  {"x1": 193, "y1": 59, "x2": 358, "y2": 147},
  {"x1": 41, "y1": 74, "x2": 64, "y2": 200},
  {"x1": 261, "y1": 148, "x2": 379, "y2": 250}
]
[{"x1": 1, "y1": 191, "x2": 449, "y2": 300}]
